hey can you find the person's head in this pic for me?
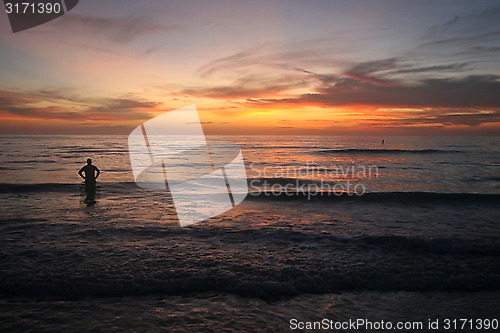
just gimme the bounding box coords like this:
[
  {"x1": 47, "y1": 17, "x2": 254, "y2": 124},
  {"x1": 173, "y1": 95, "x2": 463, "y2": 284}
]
[{"x1": 87, "y1": 158, "x2": 92, "y2": 165}]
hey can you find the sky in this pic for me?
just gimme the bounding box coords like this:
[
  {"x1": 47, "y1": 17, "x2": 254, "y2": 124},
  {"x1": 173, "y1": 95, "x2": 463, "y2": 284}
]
[{"x1": 0, "y1": 0, "x2": 499, "y2": 135}]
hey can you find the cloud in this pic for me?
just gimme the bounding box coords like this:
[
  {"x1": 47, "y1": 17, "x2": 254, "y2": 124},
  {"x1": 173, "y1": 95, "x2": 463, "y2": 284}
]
[
  {"x1": 183, "y1": 64, "x2": 315, "y2": 100},
  {"x1": 187, "y1": 45, "x2": 499, "y2": 112},
  {"x1": 196, "y1": 38, "x2": 349, "y2": 80},
  {"x1": 342, "y1": 58, "x2": 399, "y2": 85},
  {"x1": 192, "y1": 38, "x2": 482, "y2": 105},
  {"x1": 389, "y1": 62, "x2": 469, "y2": 74},
  {"x1": 52, "y1": 13, "x2": 179, "y2": 43},
  {"x1": 187, "y1": 121, "x2": 212, "y2": 125},
  {"x1": 377, "y1": 109, "x2": 500, "y2": 127},
  {"x1": 428, "y1": 7, "x2": 500, "y2": 37},
  {"x1": 421, "y1": 6, "x2": 500, "y2": 50},
  {"x1": 0, "y1": 89, "x2": 161, "y2": 122},
  {"x1": 422, "y1": 110, "x2": 500, "y2": 127},
  {"x1": 419, "y1": 29, "x2": 500, "y2": 48},
  {"x1": 247, "y1": 75, "x2": 500, "y2": 111},
  {"x1": 342, "y1": 58, "x2": 470, "y2": 84},
  {"x1": 180, "y1": 83, "x2": 300, "y2": 99}
]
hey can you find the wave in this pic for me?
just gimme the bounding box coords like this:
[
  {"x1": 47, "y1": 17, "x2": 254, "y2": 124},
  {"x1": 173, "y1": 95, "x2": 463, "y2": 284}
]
[
  {"x1": 3, "y1": 275, "x2": 497, "y2": 300},
  {"x1": 242, "y1": 145, "x2": 324, "y2": 149},
  {"x1": 0, "y1": 182, "x2": 137, "y2": 193},
  {"x1": 0, "y1": 233, "x2": 498, "y2": 299},
  {"x1": 1, "y1": 182, "x2": 498, "y2": 203},
  {"x1": 0, "y1": 183, "x2": 81, "y2": 193},
  {"x1": 357, "y1": 235, "x2": 500, "y2": 255},
  {"x1": 68, "y1": 149, "x2": 129, "y2": 154},
  {"x1": 248, "y1": 189, "x2": 500, "y2": 203},
  {"x1": 317, "y1": 148, "x2": 462, "y2": 155}
]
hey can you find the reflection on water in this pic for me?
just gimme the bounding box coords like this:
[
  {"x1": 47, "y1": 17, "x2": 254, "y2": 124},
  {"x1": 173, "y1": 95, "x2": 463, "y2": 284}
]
[
  {"x1": 0, "y1": 135, "x2": 499, "y2": 193},
  {"x1": 0, "y1": 135, "x2": 499, "y2": 331}
]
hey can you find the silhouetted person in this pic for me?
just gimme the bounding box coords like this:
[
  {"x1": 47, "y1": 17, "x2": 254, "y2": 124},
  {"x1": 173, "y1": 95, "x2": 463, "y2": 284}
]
[{"x1": 79, "y1": 158, "x2": 100, "y2": 203}]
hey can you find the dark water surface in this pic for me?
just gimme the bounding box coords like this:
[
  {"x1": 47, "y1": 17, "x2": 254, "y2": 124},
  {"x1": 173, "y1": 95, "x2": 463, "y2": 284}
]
[{"x1": 0, "y1": 135, "x2": 499, "y2": 331}]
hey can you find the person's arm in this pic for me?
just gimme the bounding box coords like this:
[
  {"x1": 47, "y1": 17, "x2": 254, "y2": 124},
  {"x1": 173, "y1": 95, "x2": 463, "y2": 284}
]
[
  {"x1": 95, "y1": 167, "x2": 100, "y2": 180},
  {"x1": 78, "y1": 167, "x2": 85, "y2": 179}
]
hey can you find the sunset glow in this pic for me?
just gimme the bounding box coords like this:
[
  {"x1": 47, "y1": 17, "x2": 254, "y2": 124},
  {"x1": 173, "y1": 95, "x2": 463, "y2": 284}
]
[{"x1": 1, "y1": 0, "x2": 499, "y2": 135}]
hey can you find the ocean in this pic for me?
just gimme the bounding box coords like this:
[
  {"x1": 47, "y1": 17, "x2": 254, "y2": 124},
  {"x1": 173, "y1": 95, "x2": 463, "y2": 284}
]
[{"x1": 0, "y1": 135, "x2": 499, "y2": 332}]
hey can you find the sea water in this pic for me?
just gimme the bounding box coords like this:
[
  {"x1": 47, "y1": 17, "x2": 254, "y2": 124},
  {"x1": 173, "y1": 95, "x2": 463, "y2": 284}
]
[{"x1": 0, "y1": 135, "x2": 499, "y2": 332}]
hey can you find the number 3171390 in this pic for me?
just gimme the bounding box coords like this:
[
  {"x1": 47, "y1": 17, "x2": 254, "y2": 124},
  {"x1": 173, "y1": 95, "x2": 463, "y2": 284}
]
[{"x1": 5, "y1": 2, "x2": 62, "y2": 14}]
